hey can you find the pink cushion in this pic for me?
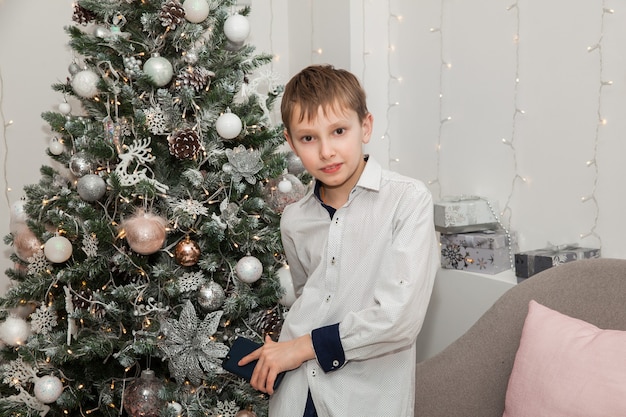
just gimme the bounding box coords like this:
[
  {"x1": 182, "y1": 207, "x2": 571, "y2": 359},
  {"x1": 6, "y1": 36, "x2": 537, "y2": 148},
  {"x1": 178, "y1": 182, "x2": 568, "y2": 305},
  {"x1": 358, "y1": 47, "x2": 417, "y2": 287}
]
[{"x1": 503, "y1": 300, "x2": 626, "y2": 417}]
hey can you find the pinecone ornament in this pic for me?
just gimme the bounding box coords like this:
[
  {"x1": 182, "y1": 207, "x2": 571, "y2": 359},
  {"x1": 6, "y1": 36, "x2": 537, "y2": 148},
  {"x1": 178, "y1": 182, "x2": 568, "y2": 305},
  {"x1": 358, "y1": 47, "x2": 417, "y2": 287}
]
[
  {"x1": 72, "y1": 288, "x2": 93, "y2": 310},
  {"x1": 72, "y1": 3, "x2": 97, "y2": 25},
  {"x1": 175, "y1": 67, "x2": 215, "y2": 93},
  {"x1": 250, "y1": 307, "x2": 283, "y2": 341},
  {"x1": 168, "y1": 128, "x2": 202, "y2": 159},
  {"x1": 160, "y1": 0, "x2": 186, "y2": 30}
]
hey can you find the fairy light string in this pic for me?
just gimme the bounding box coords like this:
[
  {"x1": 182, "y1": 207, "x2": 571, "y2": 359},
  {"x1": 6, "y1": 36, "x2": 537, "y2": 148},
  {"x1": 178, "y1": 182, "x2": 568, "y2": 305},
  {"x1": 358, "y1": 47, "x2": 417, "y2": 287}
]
[
  {"x1": 0, "y1": 67, "x2": 13, "y2": 209},
  {"x1": 428, "y1": 0, "x2": 451, "y2": 200},
  {"x1": 500, "y1": 0, "x2": 525, "y2": 231},
  {"x1": 580, "y1": 4, "x2": 613, "y2": 247},
  {"x1": 385, "y1": 0, "x2": 403, "y2": 167}
]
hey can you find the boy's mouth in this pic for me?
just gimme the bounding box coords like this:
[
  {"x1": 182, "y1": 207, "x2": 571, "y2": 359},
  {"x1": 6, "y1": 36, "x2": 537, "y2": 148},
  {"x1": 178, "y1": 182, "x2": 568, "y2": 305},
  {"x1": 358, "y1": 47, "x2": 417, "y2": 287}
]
[{"x1": 321, "y1": 163, "x2": 342, "y2": 174}]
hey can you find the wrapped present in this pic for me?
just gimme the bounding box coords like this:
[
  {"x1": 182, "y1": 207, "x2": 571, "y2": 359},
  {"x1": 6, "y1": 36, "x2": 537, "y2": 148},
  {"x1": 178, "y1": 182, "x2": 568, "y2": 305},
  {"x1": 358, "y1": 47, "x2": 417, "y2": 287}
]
[
  {"x1": 434, "y1": 196, "x2": 500, "y2": 234},
  {"x1": 514, "y1": 245, "x2": 601, "y2": 279},
  {"x1": 440, "y1": 229, "x2": 516, "y2": 275}
]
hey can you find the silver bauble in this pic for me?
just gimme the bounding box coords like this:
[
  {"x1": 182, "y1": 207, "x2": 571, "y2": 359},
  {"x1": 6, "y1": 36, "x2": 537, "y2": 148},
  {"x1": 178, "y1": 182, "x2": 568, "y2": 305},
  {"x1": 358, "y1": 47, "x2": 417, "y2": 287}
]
[
  {"x1": 77, "y1": 174, "x2": 107, "y2": 202},
  {"x1": 197, "y1": 281, "x2": 226, "y2": 311},
  {"x1": 287, "y1": 152, "x2": 306, "y2": 175},
  {"x1": 69, "y1": 152, "x2": 93, "y2": 177}
]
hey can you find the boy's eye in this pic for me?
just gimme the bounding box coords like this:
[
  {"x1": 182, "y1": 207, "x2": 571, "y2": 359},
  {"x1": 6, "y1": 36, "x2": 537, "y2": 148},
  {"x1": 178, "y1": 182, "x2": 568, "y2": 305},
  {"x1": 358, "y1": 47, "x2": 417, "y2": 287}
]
[
  {"x1": 335, "y1": 128, "x2": 345, "y2": 135},
  {"x1": 301, "y1": 135, "x2": 313, "y2": 143}
]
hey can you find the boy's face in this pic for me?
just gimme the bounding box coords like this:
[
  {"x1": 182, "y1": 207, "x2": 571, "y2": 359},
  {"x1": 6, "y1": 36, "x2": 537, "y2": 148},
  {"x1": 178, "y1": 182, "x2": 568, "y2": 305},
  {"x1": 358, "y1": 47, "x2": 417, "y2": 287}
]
[{"x1": 284, "y1": 105, "x2": 373, "y2": 192}]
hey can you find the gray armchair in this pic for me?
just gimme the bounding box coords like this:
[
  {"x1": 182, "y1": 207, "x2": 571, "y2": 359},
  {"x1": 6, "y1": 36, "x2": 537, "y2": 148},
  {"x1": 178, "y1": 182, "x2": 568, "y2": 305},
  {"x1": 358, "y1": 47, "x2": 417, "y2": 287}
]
[{"x1": 414, "y1": 257, "x2": 626, "y2": 417}]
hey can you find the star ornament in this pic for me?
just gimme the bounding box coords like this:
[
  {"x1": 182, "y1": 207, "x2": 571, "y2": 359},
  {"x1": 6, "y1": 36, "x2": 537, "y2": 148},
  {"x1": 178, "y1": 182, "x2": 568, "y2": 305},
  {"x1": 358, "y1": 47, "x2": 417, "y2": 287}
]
[{"x1": 158, "y1": 300, "x2": 229, "y2": 385}]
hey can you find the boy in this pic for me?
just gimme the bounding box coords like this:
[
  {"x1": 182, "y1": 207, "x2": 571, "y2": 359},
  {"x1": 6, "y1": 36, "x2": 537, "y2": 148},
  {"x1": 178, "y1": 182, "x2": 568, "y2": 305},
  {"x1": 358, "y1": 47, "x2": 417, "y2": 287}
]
[{"x1": 239, "y1": 65, "x2": 439, "y2": 417}]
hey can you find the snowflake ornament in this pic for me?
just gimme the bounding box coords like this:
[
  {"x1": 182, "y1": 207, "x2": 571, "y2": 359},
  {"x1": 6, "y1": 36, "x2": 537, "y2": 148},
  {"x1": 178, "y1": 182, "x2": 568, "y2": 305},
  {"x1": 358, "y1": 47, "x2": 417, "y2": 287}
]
[
  {"x1": 170, "y1": 198, "x2": 209, "y2": 217},
  {"x1": 213, "y1": 400, "x2": 240, "y2": 417},
  {"x1": 222, "y1": 145, "x2": 264, "y2": 184},
  {"x1": 82, "y1": 233, "x2": 99, "y2": 258},
  {"x1": 27, "y1": 250, "x2": 50, "y2": 276},
  {"x1": 1, "y1": 357, "x2": 37, "y2": 387},
  {"x1": 178, "y1": 271, "x2": 206, "y2": 292},
  {"x1": 158, "y1": 300, "x2": 229, "y2": 385},
  {"x1": 144, "y1": 105, "x2": 167, "y2": 135},
  {"x1": 30, "y1": 305, "x2": 58, "y2": 335}
]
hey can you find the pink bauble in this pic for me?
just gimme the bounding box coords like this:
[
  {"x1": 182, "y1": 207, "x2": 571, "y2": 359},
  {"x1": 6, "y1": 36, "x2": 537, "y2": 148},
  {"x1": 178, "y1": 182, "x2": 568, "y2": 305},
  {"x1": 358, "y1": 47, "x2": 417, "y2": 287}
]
[
  {"x1": 13, "y1": 224, "x2": 42, "y2": 261},
  {"x1": 122, "y1": 213, "x2": 167, "y2": 255}
]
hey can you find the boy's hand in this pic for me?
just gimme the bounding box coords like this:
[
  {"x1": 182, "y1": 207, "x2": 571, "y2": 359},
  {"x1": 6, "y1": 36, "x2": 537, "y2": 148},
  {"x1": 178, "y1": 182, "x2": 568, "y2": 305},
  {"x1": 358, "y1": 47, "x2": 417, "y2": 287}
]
[{"x1": 238, "y1": 334, "x2": 315, "y2": 394}]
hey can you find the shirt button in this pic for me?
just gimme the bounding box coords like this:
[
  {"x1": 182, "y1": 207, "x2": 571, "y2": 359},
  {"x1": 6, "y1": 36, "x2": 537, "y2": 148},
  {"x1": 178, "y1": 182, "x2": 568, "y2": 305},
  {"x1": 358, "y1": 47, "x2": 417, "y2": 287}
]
[
  {"x1": 331, "y1": 257, "x2": 336, "y2": 265},
  {"x1": 325, "y1": 295, "x2": 331, "y2": 303},
  {"x1": 332, "y1": 360, "x2": 340, "y2": 367},
  {"x1": 311, "y1": 369, "x2": 317, "y2": 377}
]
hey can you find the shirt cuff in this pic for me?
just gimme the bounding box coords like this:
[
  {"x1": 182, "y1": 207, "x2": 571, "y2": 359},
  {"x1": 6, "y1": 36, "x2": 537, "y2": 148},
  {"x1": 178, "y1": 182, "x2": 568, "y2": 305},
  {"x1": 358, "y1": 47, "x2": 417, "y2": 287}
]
[{"x1": 311, "y1": 323, "x2": 346, "y2": 372}]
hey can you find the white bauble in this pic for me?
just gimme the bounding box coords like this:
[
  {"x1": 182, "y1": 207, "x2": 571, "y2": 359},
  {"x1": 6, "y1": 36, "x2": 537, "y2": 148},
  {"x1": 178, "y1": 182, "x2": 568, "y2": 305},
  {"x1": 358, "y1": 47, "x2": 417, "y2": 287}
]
[
  {"x1": 224, "y1": 14, "x2": 250, "y2": 43},
  {"x1": 58, "y1": 102, "x2": 72, "y2": 115},
  {"x1": 49, "y1": 137, "x2": 65, "y2": 156},
  {"x1": 144, "y1": 54, "x2": 174, "y2": 87},
  {"x1": 277, "y1": 264, "x2": 296, "y2": 307},
  {"x1": 235, "y1": 255, "x2": 263, "y2": 283},
  {"x1": 44, "y1": 235, "x2": 73, "y2": 263},
  {"x1": 215, "y1": 111, "x2": 242, "y2": 139},
  {"x1": 183, "y1": 0, "x2": 210, "y2": 23},
  {"x1": 34, "y1": 375, "x2": 64, "y2": 404},
  {"x1": 9, "y1": 199, "x2": 28, "y2": 233},
  {"x1": 71, "y1": 69, "x2": 100, "y2": 98},
  {"x1": 0, "y1": 316, "x2": 31, "y2": 346}
]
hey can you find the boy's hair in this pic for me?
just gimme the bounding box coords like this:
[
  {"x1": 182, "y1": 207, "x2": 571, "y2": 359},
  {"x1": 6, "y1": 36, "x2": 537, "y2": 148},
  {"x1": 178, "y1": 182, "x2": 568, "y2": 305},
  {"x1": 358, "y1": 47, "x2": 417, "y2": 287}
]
[{"x1": 281, "y1": 65, "x2": 369, "y2": 134}]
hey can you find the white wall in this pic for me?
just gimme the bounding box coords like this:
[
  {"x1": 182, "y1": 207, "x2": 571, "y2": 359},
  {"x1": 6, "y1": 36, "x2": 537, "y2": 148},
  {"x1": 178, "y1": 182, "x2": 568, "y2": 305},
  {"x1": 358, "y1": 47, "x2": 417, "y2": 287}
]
[{"x1": 1, "y1": 0, "x2": 625, "y2": 296}]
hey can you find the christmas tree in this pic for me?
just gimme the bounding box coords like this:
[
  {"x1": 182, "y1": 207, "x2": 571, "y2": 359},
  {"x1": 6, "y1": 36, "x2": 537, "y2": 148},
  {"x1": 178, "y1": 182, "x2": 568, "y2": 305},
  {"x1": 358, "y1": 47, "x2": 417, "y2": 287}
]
[{"x1": 0, "y1": 1, "x2": 307, "y2": 416}]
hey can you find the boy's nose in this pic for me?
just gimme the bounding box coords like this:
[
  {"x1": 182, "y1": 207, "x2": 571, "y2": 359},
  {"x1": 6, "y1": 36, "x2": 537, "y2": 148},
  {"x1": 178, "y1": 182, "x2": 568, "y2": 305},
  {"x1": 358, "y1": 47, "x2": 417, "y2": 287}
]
[{"x1": 319, "y1": 139, "x2": 335, "y2": 159}]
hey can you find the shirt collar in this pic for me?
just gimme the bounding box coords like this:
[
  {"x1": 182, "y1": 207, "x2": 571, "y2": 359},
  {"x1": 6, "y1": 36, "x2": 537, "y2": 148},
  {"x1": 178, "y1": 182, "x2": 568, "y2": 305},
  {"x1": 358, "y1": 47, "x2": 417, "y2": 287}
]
[{"x1": 298, "y1": 155, "x2": 382, "y2": 208}]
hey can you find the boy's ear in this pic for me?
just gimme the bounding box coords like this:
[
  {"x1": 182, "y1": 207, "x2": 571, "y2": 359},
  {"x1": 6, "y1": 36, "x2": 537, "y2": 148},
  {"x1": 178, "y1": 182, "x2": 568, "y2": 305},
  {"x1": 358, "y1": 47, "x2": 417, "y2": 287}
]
[
  {"x1": 361, "y1": 113, "x2": 374, "y2": 144},
  {"x1": 284, "y1": 128, "x2": 297, "y2": 153}
]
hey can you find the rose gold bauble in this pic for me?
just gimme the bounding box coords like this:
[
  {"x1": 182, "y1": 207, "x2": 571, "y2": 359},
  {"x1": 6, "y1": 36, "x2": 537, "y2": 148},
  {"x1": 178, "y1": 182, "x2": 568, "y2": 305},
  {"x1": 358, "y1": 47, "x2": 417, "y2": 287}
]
[
  {"x1": 235, "y1": 407, "x2": 258, "y2": 417},
  {"x1": 13, "y1": 224, "x2": 42, "y2": 261},
  {"x1": 174, "y1": 237, "x2": 201, "y2": 266},
  {"x1": 121, "y1": 212, "x2": 167, "y2": 255}
]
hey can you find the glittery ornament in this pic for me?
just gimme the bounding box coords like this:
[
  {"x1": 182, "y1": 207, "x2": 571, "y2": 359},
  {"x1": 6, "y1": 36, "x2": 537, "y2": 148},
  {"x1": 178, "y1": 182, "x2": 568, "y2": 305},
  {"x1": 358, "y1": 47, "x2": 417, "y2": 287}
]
[
  {"x1": 174, "y1": 237, "x2": 201, "y2": 266},
  {"x1": 103, "y1": 116, "x2": 122, "y2": 151},
  {"x1": 77, "y1": 174, "x2": 107, "y2": 202},
  {"x1": 224, "y1": 14, "x2": 251, "y2": 43},
  {"x1": 222, "y1": 145, "x2": 263, "y2": 184},
  {"x1": 0, "y1": 316, "x2": 31, "y2": 346},
  {"x1": 69, "y1": 152, "x2": 93, "y2": 177},
  {"x1": 13, "y1": 224, "x2": 42, "y2": 261},
  {"x1": 197, "y1": 281, "x2": 225, "y2": 311},
  {"x1": 34, "y1": 375, "x2": 64, "y2": 404},
  {"x1": 144, "y1": 54, "x2": 174, "y2": 87},
  {"x1": 44, "y1": 235, "x2": 73, "y2": 263},
  {"x1": 183, "y1": 0, "x2": 210, "y2": 23},
  {"x1": 71, "y1": 69, "x2": 100, "y2": 98},
  {"x1": 235, "y1": 255, "x2": 263, "y2": 283},
  {"x1": 121, "y1": 212, "x2": 167, "y2": 255},
  {"x1": 264, "y1": 174, "x2": 307, "y2": 213},
  {"x1": 235, "y1": 407, "x2": 258, "y2": 417},
  {"x1": 287, "y1": 151, "x2": 305, "y2": 175},
  {"x1": 215, "y1": 109, "x2": 243, "y2": 139},
  {"x1": 49, "y1": 137, "x2": 65, "y2": 156},
  {"x1": 123, "y1": 370, "x2": 165, "y2": 417},
  {"x1": 277, "y1": 264, "x2": 296, "y2": 307},
  {"x1": 124, "y1": 56, "x2": 142, "y2": 77}
]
